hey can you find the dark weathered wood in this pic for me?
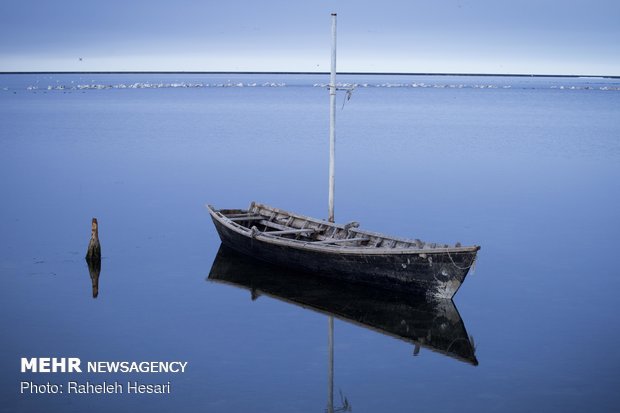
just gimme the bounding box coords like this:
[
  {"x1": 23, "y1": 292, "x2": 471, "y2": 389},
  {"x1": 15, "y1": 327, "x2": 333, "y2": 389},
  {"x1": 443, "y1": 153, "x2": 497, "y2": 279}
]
[{"x1": 85, "y1": 218, "x2": 101, "y2": 260}]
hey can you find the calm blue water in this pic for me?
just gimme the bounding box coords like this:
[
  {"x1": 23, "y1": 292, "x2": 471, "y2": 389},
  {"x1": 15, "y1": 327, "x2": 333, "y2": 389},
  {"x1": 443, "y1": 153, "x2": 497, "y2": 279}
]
[{"x1": 1, "y1": 73, "x2": 619, "y2": 412}]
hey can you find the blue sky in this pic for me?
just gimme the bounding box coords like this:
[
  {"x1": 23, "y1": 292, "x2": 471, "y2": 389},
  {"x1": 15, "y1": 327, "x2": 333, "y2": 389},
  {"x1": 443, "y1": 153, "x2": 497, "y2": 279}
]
[{"x1": 1, "y1": 0, "x2": 618, "y2": 75}]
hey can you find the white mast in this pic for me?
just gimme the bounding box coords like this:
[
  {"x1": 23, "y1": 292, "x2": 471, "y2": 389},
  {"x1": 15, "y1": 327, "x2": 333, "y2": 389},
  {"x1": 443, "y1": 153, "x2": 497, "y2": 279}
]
[{"x1": 328, "y1": 13, "x2": 337, "y2": 223}]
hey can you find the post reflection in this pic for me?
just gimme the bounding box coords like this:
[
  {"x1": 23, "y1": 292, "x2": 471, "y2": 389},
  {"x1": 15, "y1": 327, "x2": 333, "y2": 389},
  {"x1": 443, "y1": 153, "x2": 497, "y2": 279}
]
[{"x1": 86, "y1": 258, "x2": 101, "y2": 298}]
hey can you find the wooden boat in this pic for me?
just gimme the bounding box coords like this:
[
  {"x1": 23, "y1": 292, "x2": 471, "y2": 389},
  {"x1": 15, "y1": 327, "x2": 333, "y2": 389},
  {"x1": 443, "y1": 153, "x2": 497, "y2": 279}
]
[
  {"x1": 208, "y1": 14, "x2": 480, "y2": 299},
  {"x1": 208, "y1": 245, "x2": 478, "y2": 365},
  {"x1": 208, "y1": 202, "x2": 479, "y2": 299}
]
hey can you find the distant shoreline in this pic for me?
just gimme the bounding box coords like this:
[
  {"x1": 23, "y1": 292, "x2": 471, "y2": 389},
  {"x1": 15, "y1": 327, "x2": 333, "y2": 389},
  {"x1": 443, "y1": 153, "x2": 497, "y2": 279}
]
[{"x1": 0, "y1": 71, "x2": 618, "y2": 79}]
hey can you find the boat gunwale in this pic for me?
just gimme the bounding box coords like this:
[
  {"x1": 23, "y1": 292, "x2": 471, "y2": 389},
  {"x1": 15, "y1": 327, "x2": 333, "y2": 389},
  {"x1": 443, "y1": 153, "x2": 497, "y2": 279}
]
[{"x1": 207, "y1": 203, "x2": 480, "y2": 255}]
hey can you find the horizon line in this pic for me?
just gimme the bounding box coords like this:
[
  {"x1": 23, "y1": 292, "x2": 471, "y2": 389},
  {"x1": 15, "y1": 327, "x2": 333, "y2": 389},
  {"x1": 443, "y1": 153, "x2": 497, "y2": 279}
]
[{"x1": 0, "y1": 71, "x2": 618, "y2": 79}]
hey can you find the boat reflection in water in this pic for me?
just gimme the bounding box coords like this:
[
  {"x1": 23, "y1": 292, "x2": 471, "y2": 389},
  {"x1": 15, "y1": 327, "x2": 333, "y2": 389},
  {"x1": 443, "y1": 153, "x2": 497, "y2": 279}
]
[{"x1": 208, "y1": 245, "x2": 478, "y2": 366}]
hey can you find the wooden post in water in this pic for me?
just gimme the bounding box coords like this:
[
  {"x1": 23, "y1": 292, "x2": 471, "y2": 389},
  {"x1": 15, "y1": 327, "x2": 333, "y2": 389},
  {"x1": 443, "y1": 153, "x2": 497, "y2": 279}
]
[
  {"x1": 328, "y1": 13, "x2": 337, "y2": 224},
  {"x1": 85, "y1": 218, "x2": 101, "y2": 260}
]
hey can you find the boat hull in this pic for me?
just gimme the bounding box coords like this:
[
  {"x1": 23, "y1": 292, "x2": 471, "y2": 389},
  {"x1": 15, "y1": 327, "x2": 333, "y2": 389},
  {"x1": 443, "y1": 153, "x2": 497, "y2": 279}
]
[{"x1": 211, "y1": 215, "x2": 476, "y2": 299}]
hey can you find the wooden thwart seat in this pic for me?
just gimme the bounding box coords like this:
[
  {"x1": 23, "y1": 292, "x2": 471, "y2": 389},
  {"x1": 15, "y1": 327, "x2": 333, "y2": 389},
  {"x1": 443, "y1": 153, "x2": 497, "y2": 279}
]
[
  {"x1": 263, "y1": 228, "x2": 316, "y2": 236},
  {"x1": 258, "y1": 219, "x2": 296, "y2": 231},
  {"x1": 314, "y1": 237, "x2": 370, "y2": 245},
  {"x1": 228, "y1": 215, "x2": 265, "y2": 221}
]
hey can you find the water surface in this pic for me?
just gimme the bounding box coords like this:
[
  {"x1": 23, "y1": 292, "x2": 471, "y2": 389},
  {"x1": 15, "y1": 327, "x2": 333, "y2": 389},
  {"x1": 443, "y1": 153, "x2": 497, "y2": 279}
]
[{"x1": 1, "y1": 73, "x2": 619, "y2": 412}]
